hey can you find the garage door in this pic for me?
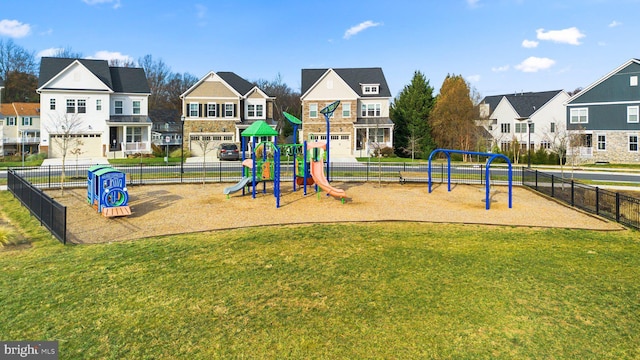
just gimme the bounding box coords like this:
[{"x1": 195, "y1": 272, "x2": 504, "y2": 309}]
[
  {"x1": 329, "y1": 134, "x2": 351, "y2": 157},
  {"x1": 49, "y1": 134, "x2": 102, "y2": 158},
  {"x1": 189, "y1": 133, "x2": 234, "y2": 157}
]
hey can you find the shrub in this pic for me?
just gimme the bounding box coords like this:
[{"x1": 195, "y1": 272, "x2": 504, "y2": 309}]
[{"x1": 170, "y1": 148, "x2": 191, "y2": 159}]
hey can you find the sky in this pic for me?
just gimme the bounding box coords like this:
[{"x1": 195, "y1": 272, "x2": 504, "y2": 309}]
[{"x1": 1, "y1": 0, "x2": 639, "y2": 99}]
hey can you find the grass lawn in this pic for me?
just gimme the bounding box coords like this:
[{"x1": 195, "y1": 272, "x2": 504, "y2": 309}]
[{"x1": 1, "y1": 192, "x2": 639, "y2": 359}]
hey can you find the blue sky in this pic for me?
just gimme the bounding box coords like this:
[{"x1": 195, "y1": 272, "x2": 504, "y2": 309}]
[{"x1": 1, "y1": 0, "x2": 639, "y2": 98}]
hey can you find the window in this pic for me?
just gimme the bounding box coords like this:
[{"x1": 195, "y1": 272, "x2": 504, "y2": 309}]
[
  {"x1": 66, "y1": 99, "x2": 76, "y2": 113},
  {"x1": 570, "y1": 108, "x2": 588, "y2": 124},
  {"x1": 630, "y1": 135, "x2": 639, "y2": 152},
  {"x1": 309, "y1": 103, "x2": 318, "y2": 118},
  {"x1": 6, "y1": 117, "x2": 16, "y2": 126},
  {"x1": 78, "y1": 99, "x2": 86, "y2": 114},
  {"x1": 224, "y1": 103, "x2": 234, "y2": 117},
  {"x1": 500, "y1": 141, "x2": 511, "y2": 152},
  {"x1": 207, "y1": 103, "x2": 217, "y2": 117},
  {"x1": 342, "y1": 103, "x2": 351, "y2": 118},
  {"x1": 22, "y1": 117, "x2": 32, "y2": 126},
  {"x1": 133, "y1": 100, "x2": 141, "y2": 115},
  {"x1": 126, "y1": 127, "x2": 143, "y2": 143},
  {"x1": 627, "y1": 106, "x2": 639, "y2": 123},
  {"x1": 361, "y1": 103, "x2": 381, "y2": 117},
  {"x1": 50, "y1": 99, "x2": 56, "y2": 110},
  {"x1": 582, "y1": 134, "x2": 593, "y2": 148},
  {"x1": 597, "y1": 134, "x2": 606, "y2": 151},
  {"x1": 550, "y1": 122, "x2": 556, "y2": 133},
  {"x1": 115, "y1": 100, "x2": 124, "y2": 115},
  {"x1": 256, "y1": 104, "x2": 263, "y2": 117},
  {"x1": 500, "y1": 123, "x2": 511, "y2": 133},
  {"x1": 189, "y1": 103, "x2": 198, "y2": 117},
  {"x1": 515, "y1": 123, "x2": 527, "y2": 133},
  {"x1": 362, "y1": 84, "x2": 379, "y2": 94},
  {"x1": 372, "y1": 128, "x2": 385, "y2": 142},
  {"x1": 540, "y1": 140, "x2": 551, "y2": 149},
  {"x1": 96, "y1": 99, "x2": 102, "y2": 111},
  {"x1": 631, "y1": 76, "x2": 638, "y2": 87},
  {"x1": 248, "y1": 104, "x2": 256, "y2": 117}
]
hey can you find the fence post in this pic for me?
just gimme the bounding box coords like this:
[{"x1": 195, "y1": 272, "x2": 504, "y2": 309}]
[
  {"x1": 595, "y1": 187, "x2": 599, "y2": 215},
  {"x1": 551, "y1": 175, "x2": 555, "y2": 197},
  {"x1": 571, "y1": 180, "x2": 575, "y2": 206},
  {"x1": 48, "y1": 165, "x2": 51, "y2": 188},
  {"x1": 535, "y1": 170, "x2": 538, "y2": 190},
  {"x1": 616, "y1": 193, "x2": 620, "y2": 222},
  {"x1": 480, "y1": 164, "x2": 483, "y2": 185}
]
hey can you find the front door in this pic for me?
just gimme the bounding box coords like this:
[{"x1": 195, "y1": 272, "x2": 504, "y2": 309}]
[{"x1": 109, "y1": 127, "x2": 118, "y2": 151}]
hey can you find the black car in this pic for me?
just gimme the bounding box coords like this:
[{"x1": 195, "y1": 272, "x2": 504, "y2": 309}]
[{"x1": 217, "y1": 143, "x2": 240, "y2": 160}]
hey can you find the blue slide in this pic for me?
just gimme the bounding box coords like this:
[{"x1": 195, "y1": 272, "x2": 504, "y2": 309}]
[{"x1": 224, "y1": 176, "x2": 252, "y2": 195}]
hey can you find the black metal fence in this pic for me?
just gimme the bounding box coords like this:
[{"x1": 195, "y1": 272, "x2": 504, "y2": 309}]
[
  {"x1": 6, "y1": 162, "x2": 638, "y2": 245},
  {"x1": 523, "y1": 168, "x2": 640, "y2": 230},
  {"x1": 7, "y1": 169, "x2": 67, "y2": 244}
]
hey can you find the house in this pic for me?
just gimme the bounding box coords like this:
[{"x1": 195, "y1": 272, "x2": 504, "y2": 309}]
[
  {"x1": 300, "y1": 68, "x2": 394, "y2": 159},
  {"x1": 0, "y1": 103, "x2": 41, "y2": 156},
  {"x1": 37, "y1": 57, "x2": 152, "y2": 159},
  {"x1": 180, "y1": 71, "x2": 275, "y2": 157},
  {"x1": 565, "y1": 58, "x2": 640, "y2": 163},
  {"x1": 477, "y1": 90, "x2": 569, "y2": 154}
]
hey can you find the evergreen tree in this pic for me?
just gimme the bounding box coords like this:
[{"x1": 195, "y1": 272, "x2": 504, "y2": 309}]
[{"x1": 390, "y1": 70, "x2": 436, "y2": 159}]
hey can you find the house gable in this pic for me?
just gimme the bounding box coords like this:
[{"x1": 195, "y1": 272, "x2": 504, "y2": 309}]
[
  {"x1": 182, "y1": 72, "x2": 241, "y2": 99},
  {"x1": 301, "y1": 69, "x2": 359, "y2": 101},
  {"x1": 39, "y1": 60, "x2": 112, "y2": 92},
  {"x1": 568, "y1": 59, "x2": 640, "y2": 104}
]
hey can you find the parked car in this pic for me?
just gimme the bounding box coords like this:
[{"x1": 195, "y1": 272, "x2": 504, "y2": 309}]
[{"x1": 217, "y1": 143, "x2": 240, "y2": 160}]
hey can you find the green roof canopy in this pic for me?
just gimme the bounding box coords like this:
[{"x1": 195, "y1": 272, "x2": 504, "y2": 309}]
[
  {"x1": 283, "y1": 112, "x2": 302, "y2": 125},
  {"x1": 241, "y1": 121, "x2": 278, "y2": 137}
]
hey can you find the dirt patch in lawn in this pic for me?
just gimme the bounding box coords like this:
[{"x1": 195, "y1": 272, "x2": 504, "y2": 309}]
[{"x1": 49, "y1": 182, "x2": 625, "y2": 244}]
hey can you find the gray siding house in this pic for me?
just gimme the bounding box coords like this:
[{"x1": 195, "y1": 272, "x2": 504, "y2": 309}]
[{"x1": 565, "y1": 58, "x2": 640, "y2": 163}]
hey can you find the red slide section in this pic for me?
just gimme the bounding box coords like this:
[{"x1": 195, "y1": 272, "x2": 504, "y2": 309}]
[{"x1": 309, "y1": 161, "x2": 346, "y2": 199}]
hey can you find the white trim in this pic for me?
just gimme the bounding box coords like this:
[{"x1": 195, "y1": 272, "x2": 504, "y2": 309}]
[
  {"x1": 567, "y1": 100, "x2": 640, "y2": 106},
  {"x1": 569, "y1": 107, "x2": 588, "y2": 124},
  {"x1": 596, "y1": 133, "x2": 606, "y2": 151}
]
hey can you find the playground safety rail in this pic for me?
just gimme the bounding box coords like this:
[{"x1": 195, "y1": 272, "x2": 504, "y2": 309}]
[
  {"x1": 7, "y1": 168, "x2": 67, "y2": 244},
  {"x1": 523, "y1": 168, "x2": 639, "y2": 230}
]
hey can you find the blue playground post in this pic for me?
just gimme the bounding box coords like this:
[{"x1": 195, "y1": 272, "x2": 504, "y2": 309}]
[
  {"x1": 319, "y1": 100, "x2": 340, "y2": 182},
  {"x1": 427, "y1": 149, "x2": 512, "y2": 210}
]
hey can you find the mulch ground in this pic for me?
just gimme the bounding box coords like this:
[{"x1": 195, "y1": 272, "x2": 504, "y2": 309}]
[{"x1": 50, "y1": 182, "x2": 625, "y2": 244}]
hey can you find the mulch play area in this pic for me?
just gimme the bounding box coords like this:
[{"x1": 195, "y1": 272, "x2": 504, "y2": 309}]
[{"x1": 49, "y1": 182, "x2": 624, "y2": 244}]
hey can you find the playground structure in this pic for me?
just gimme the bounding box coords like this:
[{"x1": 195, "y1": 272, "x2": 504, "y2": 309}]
[
  {"x1": 223, "y1": 105, "x2": 348, "y2": 207},
  {"x1": 87, "y1": 165, "x2": 131, "y2": 217},
  {"x1": 428, "y1": 149, "x2": 512, "y2": 210}
]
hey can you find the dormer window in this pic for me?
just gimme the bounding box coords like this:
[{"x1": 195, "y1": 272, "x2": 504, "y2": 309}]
[{"x1": 362, "y1": 84, "x2": 379, "y2": 94}]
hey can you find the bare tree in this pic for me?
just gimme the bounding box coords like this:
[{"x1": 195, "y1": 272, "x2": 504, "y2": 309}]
[
  {"x1": 193, "y1": 135, "x2": 216, "y2": 185},
  {"x1": 545, "y1": 121, "x2": 569, "y2": 178},
  {"x1": 46, "y1": 113, "x2": 86, "y2": 195}
]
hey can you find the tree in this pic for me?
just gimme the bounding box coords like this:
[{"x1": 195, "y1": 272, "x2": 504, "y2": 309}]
[
  {"x1": 390, "y1": 70, "x2": 436, "y2": 159},
  {"x1": 0, "y1": 40, "x2": 37, "y2": 103},
  {"x1": 545, "y1": 121, "x2": 569, "y2": 177},
  {"x1": 46, "y1": 112, "x2": 86, "y2": 195},
  {"x1": 254, "y1": 74, "x2": 301, "y2": 142},
  {"x1": 3, "y1": 70, "x2": 38, "y2": 102},
  {"x1": 430, "y1": 74, "x2": 477, "y2": 161},
  {"x1": 193, "y1": 135, "x2": 216, "y2": 185}
]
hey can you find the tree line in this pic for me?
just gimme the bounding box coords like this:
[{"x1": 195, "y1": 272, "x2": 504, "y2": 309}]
[{"x1": 1, "y1": 39, "x2": 491, "y2": 159}]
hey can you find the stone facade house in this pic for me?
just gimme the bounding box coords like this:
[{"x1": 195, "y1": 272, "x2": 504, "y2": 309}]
[
  {"x1": 180, "y1": 71, "x2": 275, "y2": 157},
  {"x1": 565, "y1": 58, "x2": 640, "y2": 163},
  {"x1": 300, "y1": 68, "x2": 394, "y2": 159}
]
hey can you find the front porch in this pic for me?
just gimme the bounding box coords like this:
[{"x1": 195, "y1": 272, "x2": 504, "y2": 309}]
[{"x1": 107, "y1": 116, "x2": 153, "y2": 159}]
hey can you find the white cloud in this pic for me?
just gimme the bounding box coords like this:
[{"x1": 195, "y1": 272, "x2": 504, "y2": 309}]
[
  {"x1": 88, "y1": 51, "x2": 133, "y2": 64},
  {"x1": 521, "y1": 39, "x2": 539, "y2": 48},
  {"x1": 491, "y1": 65, "x2": 510, "y2": 72},
  {"x1": 82, "y1": 0, "x2": 121, "y2": 9},
  {"x1": 195, "y1": 4, "x2": 207, "y2": 19},
  {"x1": 608, "y1": 20, "x2": 622, "y2": 28},
  {"x1": 343, "y1": 20, "x2": 381, "y2": 39},
  {"x1": 37, "y1": 48, "x2": 64, "y2": 58},
  {"x1": 0, "y1": 19, "x2": 31, "y2": 38},
  {"x1": 467, "y1": 74, "x2": 481, "y2": 82},
  {"x1": 467, "y1": 0, "x2": 480, "y2": 8},
  {"x1": 536, "y1": 27, "x2": 585, "y2": 45},
  {"x1": 515, "y1": 57, "x2": 556, "y2": 73}
]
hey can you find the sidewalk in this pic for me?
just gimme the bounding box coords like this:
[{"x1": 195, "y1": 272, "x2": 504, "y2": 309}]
[{"x1": 41, "y1": 157, "x2": 110, "y2": 166}]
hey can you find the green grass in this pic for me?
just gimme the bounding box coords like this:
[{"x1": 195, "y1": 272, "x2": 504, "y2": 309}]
[{"x1": 1, "y1": 192, "x2": 639, "y2": 359}]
